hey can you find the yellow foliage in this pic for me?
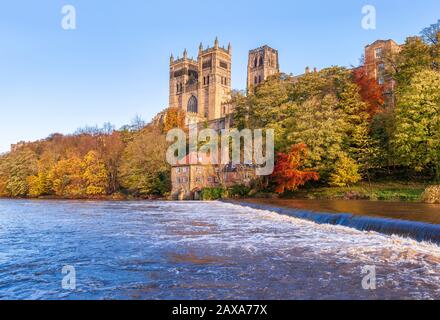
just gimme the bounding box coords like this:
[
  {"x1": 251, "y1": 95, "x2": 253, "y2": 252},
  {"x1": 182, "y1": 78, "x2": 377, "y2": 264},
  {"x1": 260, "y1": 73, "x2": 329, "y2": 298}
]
[{"x1": 329, "y1": 153, "x2": 362, "y2": 187}]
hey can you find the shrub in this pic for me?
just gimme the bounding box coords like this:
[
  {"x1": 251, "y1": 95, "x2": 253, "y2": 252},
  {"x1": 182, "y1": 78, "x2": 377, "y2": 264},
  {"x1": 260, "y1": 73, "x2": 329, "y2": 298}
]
[
  {"x1": 422, "y1": 185, "x2": 440, "y2": 204},
  {"x1": 201, "y1": 188, "x2": 225, "y2": 200},
  {"x1": 228, "y1": 185, "x2": 251, "y2": 198}
]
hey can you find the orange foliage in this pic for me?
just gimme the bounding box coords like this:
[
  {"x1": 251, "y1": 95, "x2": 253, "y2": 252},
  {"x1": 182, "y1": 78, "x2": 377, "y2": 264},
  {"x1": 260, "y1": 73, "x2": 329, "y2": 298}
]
[
  {"x1": 353, "y1": 66, "x2": 385, "y2": 118},
  {"x1": 163, "y1": 107, "x2": 186, "y2": 132},
  {"x1": 271, "y1": 144, "x2": 319, "y2": 194}
]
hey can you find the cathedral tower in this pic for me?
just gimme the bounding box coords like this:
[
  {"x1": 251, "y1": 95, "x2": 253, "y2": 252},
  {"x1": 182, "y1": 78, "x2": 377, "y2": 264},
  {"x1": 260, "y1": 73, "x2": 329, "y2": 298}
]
[
  {"x1": 169, "y1": 38, "x2": 232, "y2": 124},
  {"x1": 247, "y1": 45, "x2": 279, "y2": 91}
]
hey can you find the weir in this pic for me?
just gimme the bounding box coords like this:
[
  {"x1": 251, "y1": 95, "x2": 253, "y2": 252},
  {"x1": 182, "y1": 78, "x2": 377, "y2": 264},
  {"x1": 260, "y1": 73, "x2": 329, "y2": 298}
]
[{"x1": 225, "y1": 201, "x2": 440, "y2": 244}]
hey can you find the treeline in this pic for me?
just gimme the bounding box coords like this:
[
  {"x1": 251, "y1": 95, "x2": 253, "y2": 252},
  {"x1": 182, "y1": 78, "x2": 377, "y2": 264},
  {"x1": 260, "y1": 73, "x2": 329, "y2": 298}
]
[
  {"x1": 0, "y1": 109, "x2": 185, "y2": 199},
  {"x1": 233, "y1": 23, "x2": 440, "y2": 192}
]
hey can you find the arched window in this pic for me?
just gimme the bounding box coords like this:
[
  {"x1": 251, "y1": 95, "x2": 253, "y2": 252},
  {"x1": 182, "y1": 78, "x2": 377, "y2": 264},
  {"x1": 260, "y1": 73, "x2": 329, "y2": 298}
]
[
  {"x1": 187, "y1": 96, "x2": 198, "y2": 113},
  {"x1": 254, "y1": 76, "x2": 258, "y2": 84},
  {"x1": 258, "y1": 75, "x2": 262, "y2": 83},
  {"x1": 254, "y1": 56, "x2": 258, "y2": 68},
  {"x1": 259, "y1": 56, "x2": 264, "y2": 66}
]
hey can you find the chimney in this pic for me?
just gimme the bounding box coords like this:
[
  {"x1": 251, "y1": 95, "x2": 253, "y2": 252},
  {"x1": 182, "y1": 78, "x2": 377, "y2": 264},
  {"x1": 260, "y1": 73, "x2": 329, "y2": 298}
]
[
  {"x1": 305, "y1": 66, "x2": 310, "y2": 74},
  {"x1": 313, "y1": 67, "x2": 318, "y2": 73}
]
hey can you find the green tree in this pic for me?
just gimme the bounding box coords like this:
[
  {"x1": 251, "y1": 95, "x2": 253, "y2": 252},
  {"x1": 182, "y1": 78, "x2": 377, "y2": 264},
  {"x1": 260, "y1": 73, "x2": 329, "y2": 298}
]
[
  {"x1": 350, "y1": 123, "x2": 380, "y2": 182},
  {"x1": 119, "y1": 126, "x2": 171, "y2": 196},
  {"x1": 388, "y1": 37, "x2": 434, "y2": 88},
  {"x1": 284, "y1": 95, "x2": 348, "y2": 178},
  {"x1": 393, "y1": 69, "x2": 440, "y2": 180}
]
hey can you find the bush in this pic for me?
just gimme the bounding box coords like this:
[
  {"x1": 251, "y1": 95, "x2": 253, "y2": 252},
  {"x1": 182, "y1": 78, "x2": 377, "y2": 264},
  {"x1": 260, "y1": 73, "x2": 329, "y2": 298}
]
[
  {"x1": 228, "y1": 185, "x2": 251, "y2": 198},
  {"x1": 422, "y1": 185, "x2": 440, "y2": 204},
  {"x1": 201, "y1": 188, "x2": 226, "y2": 200}
]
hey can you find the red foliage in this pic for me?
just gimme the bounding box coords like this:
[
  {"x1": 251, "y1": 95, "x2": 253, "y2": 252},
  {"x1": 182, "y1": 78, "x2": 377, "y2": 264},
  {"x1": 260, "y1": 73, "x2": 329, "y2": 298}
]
[
  {"x1": 271, "y1": 144, "x2": 319, "y2": 194},
  {"x1": 353, "y1": 66, "x2": 385, "y2": 118}
]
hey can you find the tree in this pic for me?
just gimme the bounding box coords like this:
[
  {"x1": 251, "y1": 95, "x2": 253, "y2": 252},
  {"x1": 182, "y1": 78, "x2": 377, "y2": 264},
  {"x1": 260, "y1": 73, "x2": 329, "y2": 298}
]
[
  {"x1": 388, "y1": 37, "x2": 434, "y2": 87},
  {"x1": 48, "y1": 156, "x2": 84, "y2": 197},
  {"x1": 393, "y1": 69, "x2": 440, "y2": 180},
  {"x1": 82, "y1": 151, "x2": 109, "y2": 195},
  {"x1": 233, "y1": 74, "x2": 294, "y2": 131},
  {"x1": 353, "y1": 66, "x2": 385, "y2": 118},
  {"x1": 420, "y1": 19, "x2": 440, "y2": 45},
  {"x1": 284, "y1": 95, "x2": 348, "y2": 177},
  {"x1": 329, "y1": 153, "x2": 362, "y2": 187},
  {"x1": 350, "y1": 123, "x2": 380, "y2": 182},
  {"x1": 0, "y1": 148, "x2": 38, "y2": 197},
  {"x1": 119, "y1": 126, "x2": 171, "y2": 196},
  {"x1": 271, "y1": 144, "x2": 319, "y2": 194},
  {"x1": 163, "y1": 107, "x2": 186, "y2": 132}
]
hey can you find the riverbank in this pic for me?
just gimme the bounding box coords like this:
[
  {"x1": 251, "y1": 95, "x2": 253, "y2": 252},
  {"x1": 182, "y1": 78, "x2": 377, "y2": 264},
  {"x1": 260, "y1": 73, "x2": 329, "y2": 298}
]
[
  {"x1": 283, "y1": 181, "x2": 428, "y2": 202},
  {"x1": 225, "y1": 198, "x2": 440, "y2": 244}
]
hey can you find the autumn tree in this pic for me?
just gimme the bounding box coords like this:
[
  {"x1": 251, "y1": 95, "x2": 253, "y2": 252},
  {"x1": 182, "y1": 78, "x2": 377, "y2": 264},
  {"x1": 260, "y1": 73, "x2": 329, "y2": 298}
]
[
  {"x1": 271, "y1": 144, "x2": 319, "y2": 194},
  {"x1": 48, "y1": 156, "x2": 84, "y2": 197},
  {"x1": 82, "y1": 151, "x2": 109, "y2": 195},
  {"x1": 353, "y1": 66, "x2": 385, "y2": 118},
  {"x1": 0, "y1": 148, "x2": 38, "y2": 197},
  {"x1": 163, "y1": 107, "x2": 186, "y2": 132},
  {"x1": 329, "y1": 153, "x2": 362, "y2": 187}
]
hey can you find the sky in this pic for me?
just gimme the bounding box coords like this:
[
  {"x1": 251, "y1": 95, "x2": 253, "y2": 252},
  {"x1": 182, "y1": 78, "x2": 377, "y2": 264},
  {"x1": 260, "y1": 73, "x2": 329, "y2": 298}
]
[{"x1": 0, "y1": 0, "x2": 439, "y2": 153}]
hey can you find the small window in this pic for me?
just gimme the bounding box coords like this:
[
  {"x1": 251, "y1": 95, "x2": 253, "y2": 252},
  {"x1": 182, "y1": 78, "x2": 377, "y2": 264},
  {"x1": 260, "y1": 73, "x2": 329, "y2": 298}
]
[
  {"x1": 375, "y1": 47, "x2": 383, "y2": 59},
  {"x1": 176, "y1": 168, "x2": 180, "y2": 173}
]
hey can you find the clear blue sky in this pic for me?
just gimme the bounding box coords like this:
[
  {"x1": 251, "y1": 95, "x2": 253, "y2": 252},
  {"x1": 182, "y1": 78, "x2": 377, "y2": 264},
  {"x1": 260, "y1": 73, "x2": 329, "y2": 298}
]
[{"x1": 0, "y1": 0, "x2": 439, "y2": 152}]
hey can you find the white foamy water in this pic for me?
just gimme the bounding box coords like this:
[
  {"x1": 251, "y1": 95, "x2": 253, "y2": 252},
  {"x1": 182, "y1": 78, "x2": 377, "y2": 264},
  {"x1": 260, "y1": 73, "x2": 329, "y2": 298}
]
[{"x1": 0, "y1": 200, "x2": 439, "y2": 299}]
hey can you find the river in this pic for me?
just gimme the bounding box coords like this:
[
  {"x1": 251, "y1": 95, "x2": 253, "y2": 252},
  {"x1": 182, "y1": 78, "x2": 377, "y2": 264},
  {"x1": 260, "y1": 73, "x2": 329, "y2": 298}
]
[{"x1": 0, "y1": 200, "x2": 439, "y2": 300}]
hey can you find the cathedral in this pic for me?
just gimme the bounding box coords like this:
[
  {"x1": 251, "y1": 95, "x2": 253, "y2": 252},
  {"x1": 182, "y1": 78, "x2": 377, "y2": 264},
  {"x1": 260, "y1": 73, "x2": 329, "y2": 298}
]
[
  {"x1": 168, "y1": 39, "x2": 280, "y2": 199},
  {"x1": 169, "y1": 38, "x2": 279, "y2": 126}
]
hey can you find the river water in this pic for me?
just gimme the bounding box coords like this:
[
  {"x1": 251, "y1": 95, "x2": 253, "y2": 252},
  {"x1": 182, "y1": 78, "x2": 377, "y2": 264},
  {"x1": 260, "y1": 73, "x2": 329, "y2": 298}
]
[{"x1": 0, "y1": 200, "x2": 439, "y2": 300}]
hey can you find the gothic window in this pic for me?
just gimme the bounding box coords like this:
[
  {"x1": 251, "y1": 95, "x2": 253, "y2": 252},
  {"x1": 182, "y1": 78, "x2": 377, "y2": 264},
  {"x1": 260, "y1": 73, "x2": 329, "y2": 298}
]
[
  {"x1": 254, "y1": 76, "x2": 258, "y2": 84},
  {"x1": 259, "y1": 75, "x2": 262, "y2": 83},
  {"x1": 254, "y1": 56, "x2": 258, "y2": 68},
  {"x1": 187, "y1": 96, "x2": 198, "y2": 113},
  {"x1": 259, "y1": 56, "x2": 264, "y2": 66}
]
